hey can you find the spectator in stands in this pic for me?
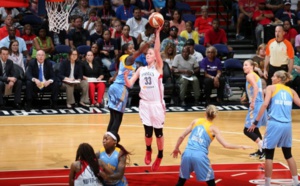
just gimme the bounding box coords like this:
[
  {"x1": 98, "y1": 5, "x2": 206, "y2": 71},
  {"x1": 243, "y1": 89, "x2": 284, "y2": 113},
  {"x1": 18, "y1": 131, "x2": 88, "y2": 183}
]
[
  {"x1": 295, "y1": 32, "x2": 300, "y2": 53},
  {"x1": 0, "y1": 26, "x2": 28, "y2": 58},
  {"x1": 172, "y1": 46, "x2": 200, "y2": 106},
  {"x1": 135, "y1": 0, "x2": 155, "y2": 18},
  {"x1": 291, "y1": 55, "x2": 300, "y2": 96},
  {"x1": 89, "y1": 0, "x2": 103, "y2": 9},
  {"x1": 200, "y1": 46, "x2": 225, "y2": 105},
  {"x1": 91, "y1": 43, "x2": 102, "y2": 65},
  {"x1": 266, "y1": 0, "x2": 284, "y2": 14},
  {"x1": 116, "y1": 0, "x2": 135, "y2": 24},
  {"x1": 70, "y1": 0, "x2": 91, "y2": 22},
  {"x1": 83, "y1": 9, "x2": 99, "y2": 35},
  {"x1": 111, "y1": 0, "x2": 123, "y2": 12},
  {"x1": 204, "y1": 19, "x2": 232, "y2": 52},
  {"x1": 82, "y1": 51, "x2": 106, "y2": 107},
  {"x1": 185, "y1": 39, "x2": 203, "y2": 64},
  {"x1": 275, "y1": 0, "x2": 299, "y2": 25},
  {"x1": 194, "y1": 6, "x2": 213, "y2": 44},
  {"x1": 170, "y1": 10, "x2": 186, "y2": 35},
  {"x1": 153, "y1": 0, "x2": 166, "y2": 12},
  {"x1": 21, "y1": 24, "x2": 36, "y2": 52},
  {"x1": 264, "y1": 25, "x2": 294, "y2": 85},
  {"x1": 237, "y1": 0, "x2": 258, "y2": 40},
  {"x1": 126, "y1": 7, "x2": 148, "y2": 38},
  {"x1": 110, "y1": 19, "x2": 123, "y2": 39},
  {"x1": 50, "y1": 30, "x2": 69, "y2": 46},
  {"x1": 159, "y1": 20, "x2": 170, "y2": 42},
  {"x1": 0, "y1": 15, "x2": 21, "y2": 40},
  {"x1": 161, "y1": 26, "x2": 186, "y2": 54},
  {"x1": 0, "y1": 7, "x2": 21, "y2": 25},
  {"x1": 97, "y1": 0, "x2": 116, "y2": 28},
  {"x1": 58, "y1": 48, "x2": 89, "y2": 108},
  {"x1": 136, "y1": 23, "x2": 155, "y2": 46},
  {"x1": 68, "y1": 15, "x2": 91, "y2": 48},
  {"x1": 252, "y1": 43, "x2": 267, "y2": 89},
  {"x1": 283, "y1": 20, "x2": 298, "y2": 46},
  {"x1": 0, "y1": 47, "x2": 22, "y2": 109},
  {"x1": 160, "y1": 0, "x2": 176, "y2": 21},
  {"x1": 116, "y1": 25, "x2": 138, "y2": 52},
  {"x1": 253, "y1": 0, "x2": 274, "y2": 47},
  {"x1": 90, "y1": 21, "x2": 104, "y2": 44},
  {"x1": 161, "y1": 42, "x2": 176, "y2": 69},
  {"x1": 31, "y1": 27, "x2": 54, "y2": 59},
  {"x1": 180, "y1": 21, "x2": 199, "y2": 44},
  {"x1": 231, "y1": 0, "x2": 239, "y2": 26},
  {"x1": 25, "y1": 50, "x2": 59, "y2": 111},
  {"x1": 97, "y1": 29, "x2": 118, "y2": 75},
  {"x1": 8, "y1": 40, "x2": 25, "y2": 72}
]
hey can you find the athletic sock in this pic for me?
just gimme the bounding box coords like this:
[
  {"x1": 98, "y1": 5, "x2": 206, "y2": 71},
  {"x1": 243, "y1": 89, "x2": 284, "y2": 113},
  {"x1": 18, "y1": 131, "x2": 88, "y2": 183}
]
[
  {"x1": 258, "y1": 140, "x2": 263, "y2": 152},
  {"x1": 265, "y1": 177, "x2": 271, "y2": 185},
  {"x1": 146, "y1": 145, "x2": 152, "y2": 151},
  {"x1": 158, "y1": 150, "x2": 163, "y2": 158},
  {"x1": 292, "y1": 175, "x2": 299, "y2": 185}
]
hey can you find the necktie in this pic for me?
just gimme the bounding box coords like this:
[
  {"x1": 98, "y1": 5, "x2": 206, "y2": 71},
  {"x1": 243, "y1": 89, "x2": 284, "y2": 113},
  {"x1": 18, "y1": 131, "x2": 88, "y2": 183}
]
[
  {"x1": 2, "y1": 62, "x2": 6, "y2": 77},
  {"x1": 39, "y1": 64, "x2": 43, "y2": 82}
]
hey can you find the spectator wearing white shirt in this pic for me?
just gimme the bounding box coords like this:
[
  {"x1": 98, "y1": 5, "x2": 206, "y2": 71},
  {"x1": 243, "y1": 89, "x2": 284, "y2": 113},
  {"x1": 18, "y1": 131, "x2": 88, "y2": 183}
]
[
  {"x1": 185, "y1": 39, "x2": 203, "y2": 64},
  {"x1": 126, "y1": 7, "x2": 148, "y2": 38},
  {"x1": 8, "y1": 40, "x2": 25, "y2": 72}
]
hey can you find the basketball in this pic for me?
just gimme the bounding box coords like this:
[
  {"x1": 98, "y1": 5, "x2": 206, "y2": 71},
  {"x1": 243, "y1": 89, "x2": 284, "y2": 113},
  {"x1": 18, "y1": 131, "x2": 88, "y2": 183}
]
[{"x1": 148, "y1": 12, "x2": 164, "y2": 28}]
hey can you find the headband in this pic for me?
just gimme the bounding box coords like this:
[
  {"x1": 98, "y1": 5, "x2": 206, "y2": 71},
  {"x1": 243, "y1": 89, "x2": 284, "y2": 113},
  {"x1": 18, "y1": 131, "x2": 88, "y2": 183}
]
[{"x1": 106, "y1": 132, "x2": 117, "y2": 141}]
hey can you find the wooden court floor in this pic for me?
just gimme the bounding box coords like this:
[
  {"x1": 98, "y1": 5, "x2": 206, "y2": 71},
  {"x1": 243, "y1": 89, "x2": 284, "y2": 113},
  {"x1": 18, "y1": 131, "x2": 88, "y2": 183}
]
[{"x1": 1, "y1": 110, "x2": 300, "y2": 172}]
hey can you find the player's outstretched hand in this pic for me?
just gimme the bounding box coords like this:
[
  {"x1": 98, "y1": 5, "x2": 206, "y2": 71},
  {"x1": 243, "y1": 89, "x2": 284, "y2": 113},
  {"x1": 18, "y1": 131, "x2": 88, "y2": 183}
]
[
  {"x1": 171, "y1": 148, "x2": 181, "y2": 158},
  {"x1": 240, "y1": 145, "x2": 253, "y2": 150}
]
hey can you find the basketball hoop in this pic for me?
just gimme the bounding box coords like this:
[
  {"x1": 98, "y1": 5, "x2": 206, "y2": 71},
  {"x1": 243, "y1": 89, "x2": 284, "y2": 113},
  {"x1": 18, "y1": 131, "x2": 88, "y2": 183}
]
[{"x1": 45, "y1": 0, "x2": 76, "y2": 33}]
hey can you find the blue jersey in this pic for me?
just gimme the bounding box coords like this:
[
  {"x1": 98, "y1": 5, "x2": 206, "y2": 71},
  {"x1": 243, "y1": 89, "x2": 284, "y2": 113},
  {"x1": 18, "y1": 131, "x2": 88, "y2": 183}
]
[
  {"x1": 99, "y1": 147, "x2": 127, "y2": 186},
  {"x1": 185, "y1": 118, "x2": 215, "y2": 155},
  {"x1": 244, "y1": 72, "x2": 267, "y2": 128},
  {"x1": 246, "y1": 72, "x2": 264, "y2": 103},
  {"x1": 268, "y1": 84, "x2": 293, "y2": 123},
  {"x1": 114, "y1": 54, "x2": 136, "y2": 85}
]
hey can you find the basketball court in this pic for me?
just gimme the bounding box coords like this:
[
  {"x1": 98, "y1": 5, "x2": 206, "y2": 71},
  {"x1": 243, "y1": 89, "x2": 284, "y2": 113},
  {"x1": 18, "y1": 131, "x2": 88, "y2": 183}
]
[{"x1": 1, "y1": 110, "x2": 300, "y2": 185}]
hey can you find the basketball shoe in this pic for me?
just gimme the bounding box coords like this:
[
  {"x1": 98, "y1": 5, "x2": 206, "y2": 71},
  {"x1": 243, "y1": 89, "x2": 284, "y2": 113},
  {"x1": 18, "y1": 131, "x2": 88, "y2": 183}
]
[
  {"x1": 144, "y1": 150, "x2": 152, "y2": 165},
  {"x1": 151, "y1": 157, "x2": 162, "y2": 171}
]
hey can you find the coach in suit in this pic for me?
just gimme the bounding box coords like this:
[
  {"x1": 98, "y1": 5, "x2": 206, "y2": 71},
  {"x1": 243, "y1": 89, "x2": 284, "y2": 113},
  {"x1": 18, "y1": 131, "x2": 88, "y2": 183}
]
[
  {"x1": 58, "y1": 48, "x2": 89, "y2": 108},
  {"x1": 0, "y1": 47, "x2": 22, "y2": 109},
  {"x1": 25, "y1": 50, "x2": 59, "y2": 111}
]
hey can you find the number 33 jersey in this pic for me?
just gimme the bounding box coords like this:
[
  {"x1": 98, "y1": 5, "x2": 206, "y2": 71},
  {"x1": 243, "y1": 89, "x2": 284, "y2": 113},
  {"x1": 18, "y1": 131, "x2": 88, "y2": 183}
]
[{"x1": 139, "y1": 65, "x2": 164, "y2": 102}]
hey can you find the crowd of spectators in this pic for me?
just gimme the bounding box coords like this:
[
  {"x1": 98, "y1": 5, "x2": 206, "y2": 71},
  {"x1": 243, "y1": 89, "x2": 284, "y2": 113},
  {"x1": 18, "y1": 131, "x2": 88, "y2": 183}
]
[{"x1": 2, "y1": 0, "x2": 300, "y2": 109}]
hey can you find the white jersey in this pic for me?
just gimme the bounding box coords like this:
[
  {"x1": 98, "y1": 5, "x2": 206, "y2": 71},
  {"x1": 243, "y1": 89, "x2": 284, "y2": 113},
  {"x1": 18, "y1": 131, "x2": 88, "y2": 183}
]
[
  {"x1": 74, "y1": 161, "x2": 102, "y2": 186},
  {"x1": 139, "y1": 65, "x2": 164, "y2": 102}
]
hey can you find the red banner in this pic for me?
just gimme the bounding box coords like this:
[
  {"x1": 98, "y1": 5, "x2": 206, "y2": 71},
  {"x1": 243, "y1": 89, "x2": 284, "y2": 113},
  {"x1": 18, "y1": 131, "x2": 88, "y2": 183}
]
[{"x1": 0, "y1": 0, "x2": 29, "y2": 7}]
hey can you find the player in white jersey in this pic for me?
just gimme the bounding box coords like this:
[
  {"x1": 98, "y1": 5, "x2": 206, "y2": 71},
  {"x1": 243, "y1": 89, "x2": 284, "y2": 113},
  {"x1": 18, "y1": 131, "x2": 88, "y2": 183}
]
[
  {"x1": 69, "y1": 143, "x2": 112, "y2": 186},
  {"x1": 124, "y1": 25, "x2": 165, "y2": 171}
]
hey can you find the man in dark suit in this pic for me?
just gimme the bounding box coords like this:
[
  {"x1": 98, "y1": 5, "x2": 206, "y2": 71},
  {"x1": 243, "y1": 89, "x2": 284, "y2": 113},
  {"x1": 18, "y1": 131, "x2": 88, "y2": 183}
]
[
  {"x1": 25, "y1": 50, "x2": 59, "y2": 111},
  {"x1": 0, "y1": 47, "x2": 22, "y2": 109},
  {"x1": 58, "y1": 49, "x2": 89, "y2": 108}
]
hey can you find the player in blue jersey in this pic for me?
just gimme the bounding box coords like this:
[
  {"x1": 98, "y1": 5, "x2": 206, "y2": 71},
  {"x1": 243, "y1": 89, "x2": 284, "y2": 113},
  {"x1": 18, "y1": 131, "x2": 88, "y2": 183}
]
[
  {"x1": 107, "y1": 40, "x2": 153, "y2": 133},
  {"x1": 171, "y1": 105, "x2": 252, "y2": 186},
  {"x1": 249, "y1": 70, "x2": 300, "y2": 186},
  {"x1": 96, "y1": 131, "x2": 131, "y2": 186},
  {"x1": 243, "y1": 59, "x2": 267, "y2": 160}
]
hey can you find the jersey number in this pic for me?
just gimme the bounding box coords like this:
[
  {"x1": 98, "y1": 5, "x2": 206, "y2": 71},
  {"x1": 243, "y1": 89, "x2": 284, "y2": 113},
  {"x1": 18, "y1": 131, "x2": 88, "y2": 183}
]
[{"x1": 144, "y1": 77, "x2": 152, "y2": 85}]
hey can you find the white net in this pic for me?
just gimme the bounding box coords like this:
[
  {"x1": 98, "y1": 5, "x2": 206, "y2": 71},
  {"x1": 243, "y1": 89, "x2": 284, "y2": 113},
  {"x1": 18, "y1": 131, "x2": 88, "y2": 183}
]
[{"x1": 45, "y1": 0, "x2": 76, "y2": 33}]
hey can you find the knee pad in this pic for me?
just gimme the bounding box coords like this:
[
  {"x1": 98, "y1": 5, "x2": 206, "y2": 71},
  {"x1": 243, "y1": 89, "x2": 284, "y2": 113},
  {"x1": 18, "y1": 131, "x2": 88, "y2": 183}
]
[
  {"x1": 154, "y1": 128, "x2": 163, "y2": 138},
  {"x1": 265, "y1": 148, "x2": 275, "y2": 160},
  {"x1": 282, "y1": 147, "x2": 292, "y2": 159},
  {"x1": 144, "y1": 125, "x2": 153, "y2": 138}
]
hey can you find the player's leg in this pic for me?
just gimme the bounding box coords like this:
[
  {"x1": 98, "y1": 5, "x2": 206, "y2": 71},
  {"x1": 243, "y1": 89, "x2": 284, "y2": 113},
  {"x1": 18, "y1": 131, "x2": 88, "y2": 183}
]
[
  {"x1": 264, "y1": 148, "x2": 275, "y2": 186},
  {"x1": 144, "y1": 125, "x2": 154, "y2": 165},
  {"x1": 152, "y1": 128, "x2": 164, "y2": 171}
]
